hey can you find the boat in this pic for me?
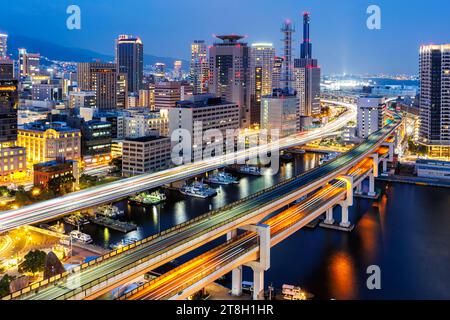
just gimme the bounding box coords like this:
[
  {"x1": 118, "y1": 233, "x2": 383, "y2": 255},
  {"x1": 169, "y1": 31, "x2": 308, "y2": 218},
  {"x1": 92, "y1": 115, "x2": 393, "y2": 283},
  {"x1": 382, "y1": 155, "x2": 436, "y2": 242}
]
[
  {"x1": 319, "y1": 152, "x2": 339, "y2": 165},
  {"x1": 129, "y1": 191, "x2": 166, "y2": 206},
  {"x1": 280, "y1": 152, "x2": 294, "y2": 161},
  {"x1": 237, "y1": 165, "x2": 263, "y2": 176},
  {"x1": 180, "y1": 181, "x2": 217, "y2": 199},
  {"x1": 110, "y1": 238, "x2": 139, "y2": 250},
  {"x1": 64, "y1": 214, "x2": 89, "y2": 227},
  {"x1": 282, "y1": 284, "x2": 314, "y2": 300},
  {"x1": 206, "y1": 172, "x2": 239, "y2": 185},
  {"x1": 70, "y1": 230, "x2": 93, "y2": 244},
  {"x1": 95, "y1": 205, "x2": 124, "y2": 219},
  {"x1": 48, "y1": 222, "x2": 65, "y2": 234}
]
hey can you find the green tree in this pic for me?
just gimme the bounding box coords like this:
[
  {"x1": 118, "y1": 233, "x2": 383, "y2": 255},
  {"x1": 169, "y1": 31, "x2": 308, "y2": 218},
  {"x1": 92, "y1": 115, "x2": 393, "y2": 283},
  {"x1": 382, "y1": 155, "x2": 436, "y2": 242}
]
[
  {"x1": 109, "y1": 157, "x2": 122, "y2": 174},
  {"x1": 0, "y1": 274, "x2": 16, "y2": 297},
  {"x1": 18, "y1": 250, "x2": 47, "y2": 274},
  {"x1": 48, "y1": 174, "x2": 75, "y2": 195},
  {"x1": 14, "y1": 186, "x2": 32, "y2": 206},
  {"x1": 79, "y1": 174, "x2": 98, "y2": 189}
]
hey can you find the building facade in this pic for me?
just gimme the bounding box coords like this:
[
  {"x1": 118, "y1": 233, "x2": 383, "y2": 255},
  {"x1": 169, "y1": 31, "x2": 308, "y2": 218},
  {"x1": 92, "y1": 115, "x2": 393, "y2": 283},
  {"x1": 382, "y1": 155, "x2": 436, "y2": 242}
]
[
  {"x1": 189, "y1": 40, "x2": 209, "y2": 94},
  {"x1": 209, "y1": 35, "x2": 250, "y2": 128},
  {"x1": 116, "y1": 35, "x2": 144, "y2": 94},
  {"x1": 122, "y1": 136, "x2": 171, "y2": 177},
  {"x1": 418, "y1": 44, "x2": 450, "y2": 157},
  {"x1": 17, "y1": 121, "x2": 81, "y2": 165},
  {"x1": 357, "y1": 96, "x2": 385, "y2": 139},
  {"x1": 77, "y1": 62, "x2": 118, "y2": 110}
]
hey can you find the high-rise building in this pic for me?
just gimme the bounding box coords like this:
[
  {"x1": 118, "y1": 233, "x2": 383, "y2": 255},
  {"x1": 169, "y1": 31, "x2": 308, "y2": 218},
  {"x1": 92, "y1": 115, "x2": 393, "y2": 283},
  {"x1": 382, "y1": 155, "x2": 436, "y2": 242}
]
[
  {"x1": 209, "y1": 35, "x2": 250, "y2": 128},
  {"x1": 169, "y1": 94, "x2": 240, "y2": 161},
  {"x1": 260, "y1": 21, "x2": 300, "y2": 137},
  {"x1": 189, "y1": 40, "x2": 209, "y2": 94},
  {"x1": 272, "y1": 56, "x2": 283, "y2": 91},
  {"x1": 357, "y1": 96, "x2": 385, "y2": 139},
  {"x1": 77, "y1": 62, "x2": 118, "y2": 110},
  {"x1": 69, "y1": 91, "x2": 96, "y2": 109},
  {"x1": 117, "y1": 73, "x2": 128, "y2": 109},
  {"x1": 116, "y1": 35, "x2": 144, "y2": 94},
  {"x1": 154, "y1": 63, "x2": 166, "y2": 83},
  {"x1": 249, "y1": 43, "x2": 275, "y2": 125},
  {"x1": 173, "y1": 60, "x2": 182, "y2": 81},
  {"x1": 293, "y1": 12, "x2": 321, "y2": 117},
  {"x1": 154, "y1": 81, "x2": 182, "y2": 109},
  {"x1": 0, "y1": 33, "x2": 7, "y2": 59},
  {"x1": 419, "y1": 44, "x2": 450, "y2": 157},
  {"x1": 0, "y1": 59, "x2": 14, "y2": 79},
  {"x1": 0, "y1": 79, "x2": 19, "y2": 144},
  {"x1": 18, "y1": 48, "x2": 40, "y2": 76}
]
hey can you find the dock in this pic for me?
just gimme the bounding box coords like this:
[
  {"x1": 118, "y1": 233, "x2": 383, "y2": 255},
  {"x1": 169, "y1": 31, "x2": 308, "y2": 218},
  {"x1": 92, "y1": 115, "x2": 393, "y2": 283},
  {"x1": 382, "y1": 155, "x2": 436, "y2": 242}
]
[{"x1": 88, "y1": 216, "x2": 137, "y2": 233}]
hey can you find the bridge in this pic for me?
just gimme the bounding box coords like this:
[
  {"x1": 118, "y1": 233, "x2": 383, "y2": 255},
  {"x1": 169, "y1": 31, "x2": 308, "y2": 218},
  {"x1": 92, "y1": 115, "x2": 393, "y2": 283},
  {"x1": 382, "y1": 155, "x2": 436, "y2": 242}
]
[
  {"x1": 0, "y1": 100, "x2": 355, "y2": 232},
  {"x1": 2, "y1": 109, "x2": 402, "y2": 300}
]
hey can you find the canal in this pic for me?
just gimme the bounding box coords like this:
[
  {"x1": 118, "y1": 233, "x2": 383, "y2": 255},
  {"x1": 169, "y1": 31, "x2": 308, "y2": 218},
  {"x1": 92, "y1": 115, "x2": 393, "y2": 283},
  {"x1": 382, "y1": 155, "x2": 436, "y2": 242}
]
[{"x1": 65, "y1": 153, "x2": 450, "y2": 299}]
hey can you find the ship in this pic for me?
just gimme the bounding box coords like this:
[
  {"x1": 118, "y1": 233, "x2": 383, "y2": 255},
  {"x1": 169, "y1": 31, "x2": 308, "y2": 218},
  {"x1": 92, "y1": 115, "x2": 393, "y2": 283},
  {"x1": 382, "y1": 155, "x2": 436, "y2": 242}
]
[
  {"x1": 70, "y1": 230, "x2": 93, "y2": 244},
  {"x1": 129, "y1": 191, "x2": 166, "y2": 206},
  {"x1": 206, "y1": 172, "x2": 239, "y2": 185},
  {"x1": 95, "y1": 205, "x2": 124, "y2": 219},
  {"x1": 64, "y1": 214, "x2": 90, "y2": 227},
  {"x1": 180, "y1": 181, "x2": 217, "y2": 199},
  {"x1": 282, "y1": 284, "x2": 314, "y2": 300},
  {"x1": 237, "y1": 165, "x2": 263, "y2": 176}
]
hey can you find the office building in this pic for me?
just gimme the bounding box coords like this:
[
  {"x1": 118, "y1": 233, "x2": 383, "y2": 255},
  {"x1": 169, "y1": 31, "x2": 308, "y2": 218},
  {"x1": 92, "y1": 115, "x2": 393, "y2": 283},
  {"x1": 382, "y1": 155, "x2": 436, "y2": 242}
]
[
  {"x1": 293, "y1": 13, "x2": 321, "y2": 117},
  {"x1": 0, "y1": 79, "x2": 18, "y2": 144},
  {"x1": 189, "y1": 40, "x2": 209, "y2": 94},
  {"x1": 117, "y1": 73, "x2": 128, "y2": 109},
  {"x1": 249, "y1": 43, "x2": 275, "y2": 125},
  {"x1": 18, "y1": 49, "x2": 40, "y2": 76},
  {"x1": 69, "y1": 91, "x2": 96, "y2": 109},
  {"x1": 418, "y1": 44, "x2": 450, "y2": 157},
  {"x1": 0, "y1": 59, "x2": 14, "y2": 79},
  {"x1": 0, "y1": 33, "x2": 7, "y2": 59},
  {"x1": 356, "y1": 96, "x2": 385, "y2": 139},
  {"x1": 77, "y1": 62, "x2": 117, "y2": 110},
  {"x1": 261, "y1": 89, "x2": 300, "y2": 137},
  {"x1": 116, "y1": 35, "x2": 144, "y2": 93},
  {"x1": 32, "y1": 83, "x2": 62, "y2": 101},
  {"x1": 169, "y1": 94, "x2": 240, "y2": 161},
  {"x1": 209, "y1": 35, "x2": 250, "y2": 128},
  {"x1": 173, "y1": 60, "x2": 182, "y2": 81},
  {"x1": 272, "y1": 56, "x2": 283, "y2": 90},
  {"x1": 34, "y1": 159, "x2": 80, "y2": 188},
  {"x1": 0, "y1": 145, "x2": 27, "y2": 183},
  {"x1": 122, "y1": 135, "x2": 171, "y2": 177},
  {"x1": 154, "y1": 81, "x2": 182, "y2": 109},
  {"x1": 416, "y1": 159, "x2": 450, "y2": 180},
  {"x1": 17, "y1": 121, "x2": 81, "y2": 165},
  {"x1": 124, "y1": 108, "x2": 169, "y2": 138},
  {"x1": 154, "y1": 63, "x2": 166, "y2": 82}
]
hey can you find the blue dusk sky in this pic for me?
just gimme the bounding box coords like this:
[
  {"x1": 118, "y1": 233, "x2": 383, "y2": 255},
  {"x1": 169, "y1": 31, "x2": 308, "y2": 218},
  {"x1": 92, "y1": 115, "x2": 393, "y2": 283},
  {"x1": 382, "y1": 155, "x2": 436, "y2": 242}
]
[{"x1": 1, "y1": 0, "x2": 449, "y2": 74}]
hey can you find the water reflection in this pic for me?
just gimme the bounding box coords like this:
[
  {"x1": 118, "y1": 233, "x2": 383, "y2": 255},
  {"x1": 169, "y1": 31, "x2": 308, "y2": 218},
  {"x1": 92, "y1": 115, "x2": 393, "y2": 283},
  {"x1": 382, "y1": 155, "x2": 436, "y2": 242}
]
[{"x1": 328, "y1": 251, "x2": 357, "y2": 300}]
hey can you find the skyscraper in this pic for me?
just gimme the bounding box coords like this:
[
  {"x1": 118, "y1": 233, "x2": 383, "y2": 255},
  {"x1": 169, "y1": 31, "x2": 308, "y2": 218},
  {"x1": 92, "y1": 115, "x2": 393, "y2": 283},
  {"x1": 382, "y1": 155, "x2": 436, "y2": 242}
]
[
  {"x1": 117, "y1": 73, "x2": 128, "y2": 109},
  {"x1": 116, "y1": 35, "x2": 144, "y2": 94},
  {"x1": 419, "y1": 44, "x2": 450, "y2": 157},
  {"x1": 249, "y1": 43, "x2": 275, "y2": 125},
  {"x1": 154, "y1": 63, "x2": 166, "y2": 83},
  {"x1": 189, "y1": 40, "x2": 209, "y2": 94},
  {"x1": 272, "y1": 56, "x2": 283, "y2": 91},
  {"x1": 294, "y1": 12, "x2": 321, "y2": 117},
  {"x1": 77, "y1": 62, "x2": 118, "y2": 110},
  {"x1": 260, "y1": 21, "x2": 300, "y2": 137},
  {"x1": 209, "y1": 35, "x2": 250, "y2": 128},
  {"x1": 173, "y1": 60, "x2": 182, "y2": 81},
  {"x1": 0, "y1": 79, "x2": 19, "y2": 144},
  {"x1": 0, "y1": 59, "x2": 14, "y2": 79},
  {"x1": 0, "y1": 33, "x2": 8, "y2": 59}
]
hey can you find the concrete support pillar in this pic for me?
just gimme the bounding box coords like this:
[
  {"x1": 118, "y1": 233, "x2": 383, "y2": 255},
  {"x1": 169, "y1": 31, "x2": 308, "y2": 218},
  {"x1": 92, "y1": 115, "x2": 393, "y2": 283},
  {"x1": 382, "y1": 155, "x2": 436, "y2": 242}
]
[
  {"x1": 368, "y1": 173, "x2": 376, "y2": 197},
  {"x1": 252, "y1": 266, "x2": 265, "y2": 300},
  {"x1": 231, "y1": 266, "x2": 243, "y2": 296},
  {"x1": 382, "y1": 159, "x2": 388, "y2": 173},
  {"x1": 370, "y1": 153, "x2": 379, "y2": 178},
  {"x1": 340, "y1": 201, "x2": 351, "y2": 228},
  {"x1": 355, "y1": 182, "x2": 363, "y2": 195},
  {"x1": 226, "y1": 229, "x2": 237, "y2": 241},
  {"x1": 324, "y1": 207, "x2": 334, "y2": 225},
  {"x1": 341, "y1": 175, "x2": 354, "y2": 207}
]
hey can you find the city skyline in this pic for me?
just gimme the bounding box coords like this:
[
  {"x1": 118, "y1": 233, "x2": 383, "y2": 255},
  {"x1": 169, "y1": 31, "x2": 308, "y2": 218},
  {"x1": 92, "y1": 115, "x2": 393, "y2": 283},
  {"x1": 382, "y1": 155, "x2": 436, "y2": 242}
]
[{"x1": 1, "y1": 0, "x2": 450, "y2": 75}]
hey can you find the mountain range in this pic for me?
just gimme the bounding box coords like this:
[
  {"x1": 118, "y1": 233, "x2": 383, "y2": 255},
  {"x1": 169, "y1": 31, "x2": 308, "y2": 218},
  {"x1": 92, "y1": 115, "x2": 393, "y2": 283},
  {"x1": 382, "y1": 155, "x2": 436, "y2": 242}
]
[{"x1": 7, "y1": 34, "x2": 188, "y2": 70}]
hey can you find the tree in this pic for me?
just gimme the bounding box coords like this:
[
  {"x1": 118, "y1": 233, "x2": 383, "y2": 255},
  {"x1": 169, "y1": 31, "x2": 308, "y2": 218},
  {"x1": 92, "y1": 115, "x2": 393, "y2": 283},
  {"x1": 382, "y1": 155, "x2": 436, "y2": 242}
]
[
  {"x1": 48, "y1": 174, "x2": 75, "y2": 195},
  {"x1": 79, "y1": 174, "x2": 98, "y2": 189},
  {"x1": 109, "y1": 157, "x2": 122, "y2": 174},
  {"x1": 18, "y1": 250, "x2": 47, "y2": 274},
  {"x1": 0, "y1": 274, "x2": 16, "y2": 297}
]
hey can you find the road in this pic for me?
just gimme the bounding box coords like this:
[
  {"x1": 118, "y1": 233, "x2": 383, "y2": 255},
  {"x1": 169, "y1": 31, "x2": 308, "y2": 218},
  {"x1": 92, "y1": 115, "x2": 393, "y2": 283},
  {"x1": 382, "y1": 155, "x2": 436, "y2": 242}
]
[
  {"x1": 0, "y1": 101, "x2": 356, "y2": 232},
  {"x1": 20, "y1": 115, "x2": 400, "y2": 301}
]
